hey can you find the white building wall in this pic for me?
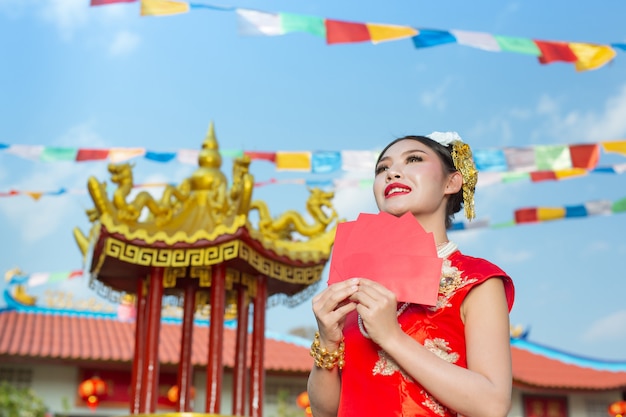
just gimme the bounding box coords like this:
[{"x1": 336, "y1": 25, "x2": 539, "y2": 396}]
[{"x1": 3, "y1": 363, "x2": 623, "y2": 417}]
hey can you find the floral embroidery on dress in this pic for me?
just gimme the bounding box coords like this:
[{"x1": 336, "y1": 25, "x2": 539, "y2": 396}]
[
  {"x1": 421, "y1": 390, "x2": 448, "y2": 416},
  {"x1": 372, "y1": 350, "x2": 413, "y2": 381},
  {"x1": 429, "y1": 260, "x2": 478, "y2": 311},
  {"x1": 424, "y1": 338, "x2": 459, "y2": 364}
]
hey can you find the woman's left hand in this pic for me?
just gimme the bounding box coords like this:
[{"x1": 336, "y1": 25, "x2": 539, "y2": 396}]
[{"x1": 350, "y1": 278, "x2": 403, "y2": 346}]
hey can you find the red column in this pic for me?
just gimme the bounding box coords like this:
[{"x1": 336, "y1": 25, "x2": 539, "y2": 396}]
[
  {"x1": 177, "y1": 283, "x2": 196, "y2": 412},
  {"x1": 130, "y1": 277, "x2": 147, "y2": 414},
  {"x1": 249, "y1": 275, "x2": 267, "y2": 417},
  {"x1": 139, "y1": 267, "x2": 164, "y2": 413},
  {"x1": 232, "y1": 285, "x2": 249, "y2": 416},
  {"x1": 205, "y1": 263, "x2": 226, "y2": 414}
]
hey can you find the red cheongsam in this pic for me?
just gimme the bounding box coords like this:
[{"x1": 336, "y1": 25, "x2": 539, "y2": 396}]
[{"x1": 337, "y1": 250, "x2": 515, "y2": 417}]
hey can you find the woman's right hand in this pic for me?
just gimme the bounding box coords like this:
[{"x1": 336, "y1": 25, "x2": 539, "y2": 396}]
[{"x1": 311, "y1": 277, "x2": 360, "y2": 348}]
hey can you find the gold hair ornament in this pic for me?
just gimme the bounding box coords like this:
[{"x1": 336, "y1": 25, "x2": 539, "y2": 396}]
[
  {"x1": 310, "y1": 331, "x2": 345, "y2": 370},
  {"x1": 427, "y1": 132, "x2": 478, "y2": 221}
]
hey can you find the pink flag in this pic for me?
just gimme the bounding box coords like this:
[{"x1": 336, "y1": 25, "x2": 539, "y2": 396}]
[{"x1": 91, "y1": 0, "x2": 137, "y2": 6}]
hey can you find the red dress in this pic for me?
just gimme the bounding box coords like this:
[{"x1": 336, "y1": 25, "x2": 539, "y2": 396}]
[{"x1": 337, "y1": 250, "x2": 515, "y2": 417}]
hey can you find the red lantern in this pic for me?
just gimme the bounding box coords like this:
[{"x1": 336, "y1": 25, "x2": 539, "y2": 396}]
[
  {"x1": 167, "y1": 385, "x2": 196, "y2": 404},
  {"x1": 608, "y1": 401, "x2": 626, "y2": 417},
  {"x1": 296, "y1": 391, "x2": 309, "y2": 409},
  {"x1": 78, "y1": 376, "x2": 108, "y2": 411},
  {"x1": 296, "y1": 392, "x2": 312, "y2": 416}
]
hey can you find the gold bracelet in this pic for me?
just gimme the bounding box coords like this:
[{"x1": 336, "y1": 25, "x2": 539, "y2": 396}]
[{"x1": 310, "y1": 331, "x2": 345, "y2": 370}]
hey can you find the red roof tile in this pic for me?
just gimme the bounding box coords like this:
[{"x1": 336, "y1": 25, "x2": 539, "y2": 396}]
[
  {"x1": 2, "y1": 310, "x2": 626, "y2": 391},
  {"x1": 0, "y1": 310, "x2": 310, "y2": 373},
  {"x1": 512, "y1": 343, "x2": 626, "y2": 390}
]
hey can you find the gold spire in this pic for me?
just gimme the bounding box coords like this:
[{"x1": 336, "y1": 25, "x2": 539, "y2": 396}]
[{"x1": 189, "y1": 121, "x2": 227, "y2": 191}]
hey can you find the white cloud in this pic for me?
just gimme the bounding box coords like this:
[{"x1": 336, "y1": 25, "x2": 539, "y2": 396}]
[
  {"x1": 582, "y1": 310, "x2": 626, "y2": 342},
  {"x1": 420, "y1": 78, "x2": 454, "y2": 111},
  {"x1": 108, "y1": 30, "x2": 141, "y2": 57},
  {"x1": 533, "y1": 83, "x2": 626, "y2": 141},
  {"x1": 39, "y1": 0, "x2": 89, "y2": 40}
]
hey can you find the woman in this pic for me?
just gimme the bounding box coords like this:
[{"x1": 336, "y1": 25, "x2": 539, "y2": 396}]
[{"x1": 307, "y1": 132, "x2": 515, "y2": 417}]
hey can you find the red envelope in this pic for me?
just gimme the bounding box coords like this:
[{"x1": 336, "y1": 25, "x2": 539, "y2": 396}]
[{"x1": 328, "y1": 211, "x2": 443, "y2": 306}]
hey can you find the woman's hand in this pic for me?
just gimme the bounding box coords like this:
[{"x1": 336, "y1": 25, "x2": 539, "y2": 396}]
[
  {"x1": 312, "y1": 278, "x2": 359, "y2": 348},
  {"x1": 351, "y1": 278, "x2": 403, "y2": 346}
]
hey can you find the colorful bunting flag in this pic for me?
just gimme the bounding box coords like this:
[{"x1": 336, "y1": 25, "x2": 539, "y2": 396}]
[
  {"x1": 281, "y1": 13, "x2": 326, "y2": 37},
  {"x1": 325, "y1": 19, "x2": 370, "y2": 44},
  {"x1": 450, "y1": 30, "x2": 500, "y2": 52},
  {"x1": 237, "y1": 9, "x2": 283, "y2": 36},
  {"x1": 569, "y1": 43, "x2": 617, "y2": 71},
  {"x1": 275, "y1": 151, "x2": 311, "y2": 171},
  {"x1": 535, "y1": 40, "x2": 578, "y2": 64},
  {"x1": 91, "y1": 0, "x2": 136, "y2": 5},
  {"x1": 602, "y1": 140, "x2": 626, "y2": 156},
  {"x1": 366, "y1": 23, "x2": 417, "y2": 44},
  {"x1": 411, "y1": 29, "x2": 456, "y2": 48},
  {"x1": 140, "y1": 0, "x2": 189, "y2": 16},
  {"x1": 494, "y1": 36, "x2": 541, "y2": 55}
]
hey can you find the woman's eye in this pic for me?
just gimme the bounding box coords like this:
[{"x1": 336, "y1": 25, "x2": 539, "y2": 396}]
[
  {"x1": 407, "y1": 155, "x2": 422, "y2": 163},
  {"x1": 375, "y1": 165, "x2": 388, "y2": 175}
]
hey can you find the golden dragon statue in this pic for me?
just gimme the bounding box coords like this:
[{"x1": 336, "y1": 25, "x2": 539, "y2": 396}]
[
  {"x1": 250, "y1": 188, "x2": 339, "y2": 241},
  {"x1": 85, "y1": 162, "x2": 189, "y2": 225}
]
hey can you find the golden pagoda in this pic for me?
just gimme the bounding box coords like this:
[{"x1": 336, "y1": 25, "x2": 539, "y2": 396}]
[{"x1": 73, "y1": 123, "x2": 339, "y2": 417}]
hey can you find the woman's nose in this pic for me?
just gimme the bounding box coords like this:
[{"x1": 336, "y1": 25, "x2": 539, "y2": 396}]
[{"x1": 386, "y1": 165, "x2": 402, "y2": 180}]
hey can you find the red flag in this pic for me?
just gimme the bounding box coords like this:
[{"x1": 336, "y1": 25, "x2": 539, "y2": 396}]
[
  {"x1": 244, "y1": 151, "x2": 276, "y2": 163},
  {"x1": 325, "y1": 19, "x2": 370, "y2": 44},
  {"x1": 91, "y1": 0, "x2": 137, "y2": 6},
  {"x1": 76, "y1": 149, "x2": 109, "y2": 161},
  {"x1": 530, "y1": 171, "x2": 558, "y2": 182},
  {"x1": 534, "y1": 40, "x2": 577, "y2": 64},
  {"x1": 514, "y1": 208, "x2": 539, "y2": 224},
  {"x1": 569, "y1": 144, "x2": 600, "y2": 169}
]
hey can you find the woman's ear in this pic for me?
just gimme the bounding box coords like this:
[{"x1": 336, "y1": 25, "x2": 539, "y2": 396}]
[{"x1": 445, "y1": 171, "x2": 463, "y2": 195}]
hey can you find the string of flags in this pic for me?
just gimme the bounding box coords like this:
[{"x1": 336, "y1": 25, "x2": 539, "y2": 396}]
[
  {"x1": 6, "y1": 269, "x2": 84, "y2": 287},
  {"x1": 2, "y1": 140, "x2": 626, "y2": 200},
  {"x1": 87, "y1": 0, "x2": 626, "y2": 71},
  {"x1": 2, "y1": 140, "x2": 625, "y2": 174},
  {"x1": 2, "y1": 162, "x2": 626, "y2": 201},
  {"x1": 451, "y1": 194, "x2": 626, "y2": 231},
  {"x1": 5, "y1": 193, "x2": 626, "y2": 285}
]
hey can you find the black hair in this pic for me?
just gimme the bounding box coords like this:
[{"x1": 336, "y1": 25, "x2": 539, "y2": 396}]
[{"x1": 375, "y1": 135, "x2": 463, "y2": 229}]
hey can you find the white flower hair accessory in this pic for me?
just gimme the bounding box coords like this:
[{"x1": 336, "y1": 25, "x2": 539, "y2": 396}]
[{"x1": 426, "y1": 131, "x2": 463, "y2": 146}]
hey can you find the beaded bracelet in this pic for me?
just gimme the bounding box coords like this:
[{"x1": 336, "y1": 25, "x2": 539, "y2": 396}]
[{"x1": 310, "y1": 331, "x2": 345, "y2": 370}]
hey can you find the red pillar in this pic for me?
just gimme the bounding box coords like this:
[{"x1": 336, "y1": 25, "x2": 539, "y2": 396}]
[
  {"x1": 205, "y1": 263, "x2": 226, "y2": 414},
  {"x1": 139, "y1": 267, "x2": 164, "y2": 413},
  {"x1": 130, "y1": 277, "x2": 147, "y2": 414},
  {"x1": 232, "y1": 285, "x2": 249, "y2": 416},
  {"x1": 177, "y1": 283, "x2": 196, "y2": 412},
  {"x1": 249, "y1": 275, "x2": 267, "y2": 417}
]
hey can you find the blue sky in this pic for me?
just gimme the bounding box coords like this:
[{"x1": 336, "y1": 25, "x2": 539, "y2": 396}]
[{"x1": 1, "y1": 0, "x2": 626, "y2": 360}]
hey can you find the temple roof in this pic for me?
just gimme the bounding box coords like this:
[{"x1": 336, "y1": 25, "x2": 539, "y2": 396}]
[
  {"x1": 2, "y1": 309, "x2": 626, "y2": 390},
  {"x1": 72, "y1": 124, "x2": 340, "y2": 298}
]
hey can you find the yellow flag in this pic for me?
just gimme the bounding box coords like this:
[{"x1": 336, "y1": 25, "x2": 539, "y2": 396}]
[
  {"x1": 554, "y1": 168, "x2": 587, "y2": 180},
  {"x1": 366, "y1": 24, "x2": 418, "y2": 44},
  {"x1": 275, "y1": 151, "x2": 311, "y2": 171},
  {"x1": 141, "y1": 0, "x2": 189, "y2": 16},
  {"x1": 537, "y1": 207, "x2": 566, "y2": 222},
  {"x1": 569, "y1": 43, "x2": 616, "y2": 71},
  {"x1": 602, "y1": 140, "x2": 626, "y2": 157},
  {"x1": 25, "y1": 192, "x2": 43, "y2": 201}
]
